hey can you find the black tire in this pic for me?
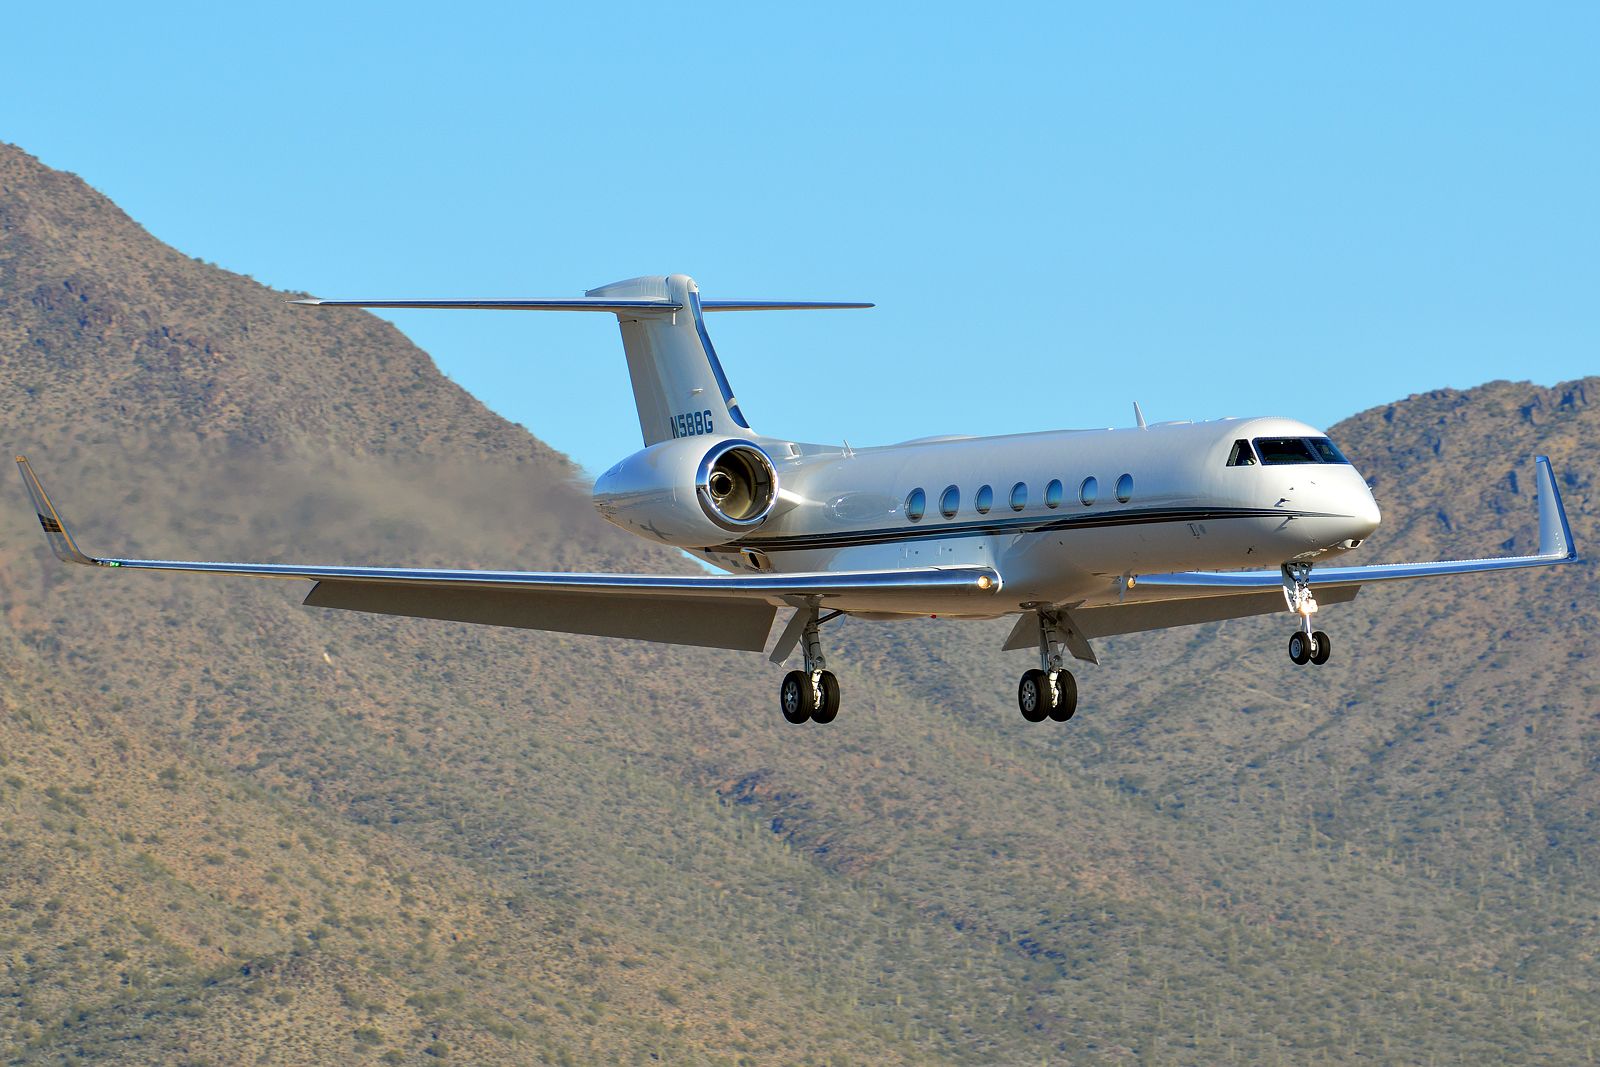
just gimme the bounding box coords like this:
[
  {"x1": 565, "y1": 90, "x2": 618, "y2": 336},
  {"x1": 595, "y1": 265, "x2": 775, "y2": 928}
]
[
  {"x1": 811, "y1": 671, "x2": 841, "y2": 724},
  {"x1": 1018, "y1": 669, "x2": 1050, "y2": 722},
  {"x1": 1288, "y1": 631, "x2": 1311, "y2": 666},
  {"x1": 1047, "y1": 670, "x2": 1078, "y2": 722},
  {"x1": 780, "y1": 670, "x2": 814, "y2": 724},
  {"x1": 1310, "y1": 630, "x2": 1331, "y2": 665}
]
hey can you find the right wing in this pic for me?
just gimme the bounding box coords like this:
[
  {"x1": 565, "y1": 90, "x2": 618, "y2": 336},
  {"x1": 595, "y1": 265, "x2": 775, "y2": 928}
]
[{"x1": 17, "y1": 458, "x2": 998, "y2": 653}]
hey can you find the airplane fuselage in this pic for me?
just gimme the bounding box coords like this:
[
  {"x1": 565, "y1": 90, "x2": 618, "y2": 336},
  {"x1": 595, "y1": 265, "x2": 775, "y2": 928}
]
[{"x1": 652, "y1": 416, "x2": 1383, "y2": 617}]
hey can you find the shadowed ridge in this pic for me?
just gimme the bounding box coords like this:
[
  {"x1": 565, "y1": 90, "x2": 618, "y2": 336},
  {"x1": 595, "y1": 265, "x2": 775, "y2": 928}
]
[{"x1": 0, "y1": 141, "x2": 567, "y2": 467}]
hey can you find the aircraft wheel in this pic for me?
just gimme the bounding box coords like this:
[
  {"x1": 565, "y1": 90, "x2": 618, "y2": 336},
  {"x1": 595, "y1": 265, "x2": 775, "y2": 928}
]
[
  {"x1": 811, "y1": 671, "x2": 841, "y2": 724},
  {"x1": 1018, "y1": 669, "x2": 1050, "y2": 723},
  {"x1": 780, "y1": 670, "x2": 814, "y2": 724},
  {"x1": 1310, "y1": 630, "x2": 1332, "y2": 665},
  {"x1": 1288, "y1": 631, "x2": 1312, "y2": 666},
  {"x1": 1047, "y1": 670, "x2": 1078, "y2": 722}
]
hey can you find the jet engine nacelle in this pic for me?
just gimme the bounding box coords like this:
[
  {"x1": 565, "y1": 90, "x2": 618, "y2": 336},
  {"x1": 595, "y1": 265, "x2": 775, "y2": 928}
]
[{"x1": 592, "y1": 436, "x2": 780, "y2": 547}]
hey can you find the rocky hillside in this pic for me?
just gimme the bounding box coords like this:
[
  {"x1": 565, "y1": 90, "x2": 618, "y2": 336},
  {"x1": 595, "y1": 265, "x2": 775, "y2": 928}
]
[{"x1": 1, "y1": 141, "x2": 1597, "y2": 1065}]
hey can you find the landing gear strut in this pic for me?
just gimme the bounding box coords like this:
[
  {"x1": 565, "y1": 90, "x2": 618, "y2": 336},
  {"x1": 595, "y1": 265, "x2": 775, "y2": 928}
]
[
  {"x1": 779, "y1": 606, "x2": 841, "y2": 725},
  {"x1": 1017, "y1": 609, "x2": 1078, "y2": 722},
  {"x1": 1282, "y1": 562, "x2": 1331, "y2": 667}
]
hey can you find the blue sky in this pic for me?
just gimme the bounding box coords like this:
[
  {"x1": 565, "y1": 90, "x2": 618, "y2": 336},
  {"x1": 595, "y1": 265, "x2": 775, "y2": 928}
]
[{"x1": 4, "y1": 3, "x2": 1596, "y2": 474}]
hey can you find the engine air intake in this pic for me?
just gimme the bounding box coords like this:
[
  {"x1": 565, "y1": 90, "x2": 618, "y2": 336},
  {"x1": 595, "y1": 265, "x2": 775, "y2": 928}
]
[{"x1": 697, "y1": 441, "x2": 778, "y2": 530}]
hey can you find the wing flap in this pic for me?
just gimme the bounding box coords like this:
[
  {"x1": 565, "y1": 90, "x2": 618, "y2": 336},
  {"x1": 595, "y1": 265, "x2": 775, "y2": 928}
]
[{"x1": 305, "y1": 581, "x2": 777, "y2": 652}]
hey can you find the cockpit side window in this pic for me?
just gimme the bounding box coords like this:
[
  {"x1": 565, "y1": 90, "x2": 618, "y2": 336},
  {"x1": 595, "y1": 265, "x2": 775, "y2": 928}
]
[
  {"x1": 1253, "y1": 437, "x2": 1319, "y2": 465},
  {"x1": 1308, "y1": 437, "x2": 1351, "y2": 464},
  {"x1": 1226, "y1": 439, "x2": 1258, "y2": 466}
]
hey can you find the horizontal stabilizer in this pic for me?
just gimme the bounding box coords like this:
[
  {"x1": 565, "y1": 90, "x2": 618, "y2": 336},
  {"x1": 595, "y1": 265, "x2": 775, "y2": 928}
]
[
  {"x1": 701, "y1": 300, "x2": 873, "y2": 311},
  {"x1": 292, "y1": 297, "x2": 681, "y2": 313},
  {"x1": 292, "y1": 298, "x2": 872, "y2": 313}
]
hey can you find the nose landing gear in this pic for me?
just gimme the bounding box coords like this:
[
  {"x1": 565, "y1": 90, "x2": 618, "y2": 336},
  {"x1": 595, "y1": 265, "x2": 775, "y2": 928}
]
[
  {"x1": 1282, "y1": 563, "x2": 1332, "y2": 667},
  {"x1": 1017, "y1": 610, "x2": 1078, "y2": 722}
]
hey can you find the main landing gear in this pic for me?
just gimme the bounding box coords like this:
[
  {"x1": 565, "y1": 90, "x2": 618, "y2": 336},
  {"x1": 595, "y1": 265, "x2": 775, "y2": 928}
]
[
  {"x1": 779, "y1": 606, "x2": 841, "y2": 725},
  {"x1": 1282, "y1": 562, "x2": 1332, "y2": 667},
  {"x1": 1017, "y1": 609, "x2": 1078, "y2": 723}
]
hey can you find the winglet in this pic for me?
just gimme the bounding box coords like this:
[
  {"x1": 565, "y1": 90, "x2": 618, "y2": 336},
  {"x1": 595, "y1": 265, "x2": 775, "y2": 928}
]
[
  {"x1": 15, "y1": 457, "x2": 99, "y2": 566},
  {"x1": 1534, "y1": 455, "x2": 1578, "y2": 561}
]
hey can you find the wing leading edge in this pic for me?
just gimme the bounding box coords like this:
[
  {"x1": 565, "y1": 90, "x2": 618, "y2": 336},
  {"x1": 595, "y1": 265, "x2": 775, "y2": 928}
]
[{"x1": 15, "y1": 458, "x2": 999, "y2": 653}]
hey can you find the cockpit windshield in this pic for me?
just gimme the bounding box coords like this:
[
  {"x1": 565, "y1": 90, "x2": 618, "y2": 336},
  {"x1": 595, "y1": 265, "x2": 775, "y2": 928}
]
[
  {"x1": 1252, "y1": 437, "x2": 1352, "y2": 465},
  {"x1": 1226, "y1": 439, "x2": 1258, "y2": 466},
  {"x1": 1308, "y1": 437, "x2": 1350, "y2": 463}
]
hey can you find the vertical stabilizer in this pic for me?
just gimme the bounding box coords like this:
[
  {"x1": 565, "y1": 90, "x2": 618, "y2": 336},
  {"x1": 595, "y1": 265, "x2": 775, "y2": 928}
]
[{"x1": 586, "y1": 274, "x2": 752, "y2": 446}]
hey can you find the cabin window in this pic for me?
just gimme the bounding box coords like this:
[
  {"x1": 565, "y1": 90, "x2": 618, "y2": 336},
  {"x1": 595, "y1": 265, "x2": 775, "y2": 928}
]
[
  {"x1": 905, "y1": 488, "x2": 926, "y2": 522},
  {"x1": 975, "y1": 484, "x2": 994, "y2": 514},
  {"x1": 1045, "y1": 479, "x2": 1064, "y2": 509},
  {"x1": 1227, "y1": 439, "x2": 1258, "y2": 466},
  {"x1": 1254, "y1": 437, "x2": 1319, "y2": 465},
  {"x1": 1078, "y1": 476, "x2": 1098, "y2": 506},
  {"x1": 1115, "y1": 473, "x2": 1134, "y2": 503},
  {"x1": 940, "y1": 485, "x2": 960, "y2": 519},
  {"x1": 1009, "y1": 482, "x2": 1027, "y2": 511}
]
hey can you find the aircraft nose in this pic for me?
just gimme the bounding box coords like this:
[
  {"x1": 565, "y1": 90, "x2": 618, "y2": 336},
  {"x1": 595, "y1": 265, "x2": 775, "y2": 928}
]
[{"x1": 1348, "y1": 484, "x2": 1381, "y2": 540}]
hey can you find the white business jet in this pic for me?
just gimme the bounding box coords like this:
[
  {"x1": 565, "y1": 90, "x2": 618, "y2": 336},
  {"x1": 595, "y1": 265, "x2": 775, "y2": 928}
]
[{"x1": 17, "y1": 274, "x2": 1578, "y2": 725}]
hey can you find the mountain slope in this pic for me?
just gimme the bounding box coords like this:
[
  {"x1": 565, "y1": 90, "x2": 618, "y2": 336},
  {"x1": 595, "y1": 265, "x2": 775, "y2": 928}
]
[{"x1": 1, "y1": 141, "x2": 1597, "y2": 1065}]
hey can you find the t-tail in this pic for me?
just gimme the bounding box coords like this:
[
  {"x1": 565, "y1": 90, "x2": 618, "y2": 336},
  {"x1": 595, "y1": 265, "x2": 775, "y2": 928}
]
[{"x1": 293, "y1": 273, "x2": 870, "y2": 446}]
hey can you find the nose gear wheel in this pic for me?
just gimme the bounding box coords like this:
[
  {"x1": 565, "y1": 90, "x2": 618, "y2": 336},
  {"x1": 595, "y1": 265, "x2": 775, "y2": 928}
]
[{"x1": 1282, "y1": 563, "x2": 1333, "y2": 667}]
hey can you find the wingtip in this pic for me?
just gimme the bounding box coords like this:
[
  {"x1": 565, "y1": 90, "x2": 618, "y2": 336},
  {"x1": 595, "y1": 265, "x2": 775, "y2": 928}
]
[
  {"x1": 15, "y1": 458, "x2": 97, "y2": 566},
  {"x1": 1532, "y1": 454, "x2": 1578, "y2": 563}
]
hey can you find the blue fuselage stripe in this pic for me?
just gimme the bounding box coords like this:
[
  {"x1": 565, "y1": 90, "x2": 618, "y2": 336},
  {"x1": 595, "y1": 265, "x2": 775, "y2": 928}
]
[
  {"x1": 690, "y1": 290, "x2": 751, "y2": 430},
  {"x1": 710, "y1": 505, "x2": 1332, "y2": 553}
]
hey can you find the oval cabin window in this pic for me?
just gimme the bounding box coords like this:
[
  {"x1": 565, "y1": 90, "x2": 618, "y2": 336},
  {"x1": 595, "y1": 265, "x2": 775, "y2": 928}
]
[
  {"x1": 1115, "y1": 473, "x2": 1134, "y2": 503},
  {"x1": 1009, "y1": 482, "x2": 1027, "y2": 511},
  {"x1": 905, "y1": 488, "x2": 926, "y2": 522},
  {"x1": 1079, "y1": 477, "x2": 1098, "y2": 506},
  {"x1": 940, "y1": 485, "x2": 960, "y2": 519},
  {"x1": 975, "y1": 484, "x2": 994, "y2": 514}
]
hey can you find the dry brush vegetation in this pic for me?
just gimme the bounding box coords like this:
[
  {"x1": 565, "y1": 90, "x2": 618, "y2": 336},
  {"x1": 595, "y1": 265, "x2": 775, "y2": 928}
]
[{"x1": 1, "y1": 141, "x2": 1598, "y2": 1064}]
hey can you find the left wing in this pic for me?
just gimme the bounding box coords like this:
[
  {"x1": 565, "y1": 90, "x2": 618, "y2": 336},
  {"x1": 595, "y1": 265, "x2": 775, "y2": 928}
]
[{"x1": 16, "y1": 457, "x2": 1000, "y2": 653}]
